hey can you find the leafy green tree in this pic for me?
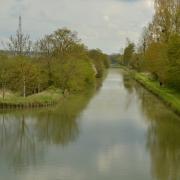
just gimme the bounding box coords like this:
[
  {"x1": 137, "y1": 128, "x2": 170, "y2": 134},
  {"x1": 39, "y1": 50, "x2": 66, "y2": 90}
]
[
  {"x1": 52, "y1": 57, "x2": 95, "y2": 93},
  {"x1": 144, "y1": 42, "x2": 169, "y2": 84},
  {"x1": 88, "y1": 49, "x2": 108, "y2": 78},
  {"x1": 1, "y1": 25, "x2": 108, "y2": 99},
  {"x1": 123, "y1": 40, "x2": 135, "y2": 66},
  {"x1": 36, "y1": 28, "x2": 90, "y2": 88},
  {"x1": 35, "y1": 28, "x2": 99, "y2": 93},
  {"x1": 38, "y1": 28, "x2": 80, "y2": 58},
  {"x1": 0, "y1": 54, "x2": 11, "y2": 99},
  {"x1": 128, "y1": 0, "x2": 180, "y2": 91},
  {"x1": 9, "y1": 56, "x2": 41, "y2": 97},
  {"x1": 166, "y1": 34, "x2": 180, "y2": 89}
]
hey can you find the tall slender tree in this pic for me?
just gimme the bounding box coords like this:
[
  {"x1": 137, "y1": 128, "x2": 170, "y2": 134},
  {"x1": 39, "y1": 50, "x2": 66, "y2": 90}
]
[{"x1": 7, "y1": 16, "x2": 32, "y2": 55}]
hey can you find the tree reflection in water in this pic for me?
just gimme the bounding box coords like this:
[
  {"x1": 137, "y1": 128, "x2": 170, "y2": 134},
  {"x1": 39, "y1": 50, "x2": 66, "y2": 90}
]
[
  {"x1": 122, "y1": 71, "x2": 180, "y2": 180},
  {"x1": 0, "y1": 113, "x2": 38, "y2": 170},
  {"x1": 0, "y1": 93, "x2": 92, "y2": 171}
]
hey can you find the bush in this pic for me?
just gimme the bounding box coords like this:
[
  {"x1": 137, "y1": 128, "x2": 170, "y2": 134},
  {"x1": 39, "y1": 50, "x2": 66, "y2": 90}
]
[
  {"x1": 144, "y1": 42, "x2": 169, "y2": 84},
  {"x1": 166, "y1": 34, "x2": 180, "y2": 90},
  {"x1": 88, "y1": 49, "x2": 108, "y2": 78},
  {"x1": 52, "y1": 56, "x2": 95, "y2": 93}
]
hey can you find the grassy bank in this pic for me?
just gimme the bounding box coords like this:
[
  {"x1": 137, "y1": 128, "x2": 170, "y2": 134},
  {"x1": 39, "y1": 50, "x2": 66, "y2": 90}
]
[
  {"x1": 0, "y1": 67, "x2": 107, "y2": 110},
  {"x1": 0, "y1": 88, "x2": 63, "y2": 109},
  {"x1": 133, "y1": 72, "x2": 180, "y2": 115}
]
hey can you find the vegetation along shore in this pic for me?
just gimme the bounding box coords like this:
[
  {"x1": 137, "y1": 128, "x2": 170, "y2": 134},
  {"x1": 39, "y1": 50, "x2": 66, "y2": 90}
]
[
  {"x1": 0, "y1": 18, "x2": 110, "y2": 109},
  {"x1": 134, "y1": 72, "x2": 180, "y2": 116},
  {"x1": 111, "y1": 0, "x2": 180, "y2": 115}
]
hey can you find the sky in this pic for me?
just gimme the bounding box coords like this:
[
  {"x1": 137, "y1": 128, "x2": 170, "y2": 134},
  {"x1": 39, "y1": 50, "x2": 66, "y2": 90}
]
[{"x1": 0, "y1": 0, "x2": 154, "y2": 54}]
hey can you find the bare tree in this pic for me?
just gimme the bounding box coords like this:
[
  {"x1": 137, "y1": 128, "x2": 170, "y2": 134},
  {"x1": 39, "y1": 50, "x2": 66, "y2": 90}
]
[{"x1": 7, "y1": 16, "x2": 32, "y2": 56}]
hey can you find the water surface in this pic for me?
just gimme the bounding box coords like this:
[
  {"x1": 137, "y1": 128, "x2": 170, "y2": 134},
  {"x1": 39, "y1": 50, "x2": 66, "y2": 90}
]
[{"x1": 0, "y1": 69, "x2": 180, "y2": 180}]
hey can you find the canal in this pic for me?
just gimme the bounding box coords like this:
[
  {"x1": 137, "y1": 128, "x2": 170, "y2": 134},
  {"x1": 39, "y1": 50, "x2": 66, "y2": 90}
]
[{"x1": 0, "y1": 68, "x2": 180, "y2": 180}]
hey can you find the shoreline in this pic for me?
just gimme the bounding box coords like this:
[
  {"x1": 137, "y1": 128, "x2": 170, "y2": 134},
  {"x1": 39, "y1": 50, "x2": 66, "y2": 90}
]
[
  {"x1": 0, "y1": 89, "x2": 63, "y2": 110},
  {"x1": 133, "y1": 72, "x2": 180, "y2": 116},
  {"x1": 119, "y1": 66, "x2": 180, "y2": 116},
  {"x1": 0, "y1": 76, "x2": 103, "y2": 110}
]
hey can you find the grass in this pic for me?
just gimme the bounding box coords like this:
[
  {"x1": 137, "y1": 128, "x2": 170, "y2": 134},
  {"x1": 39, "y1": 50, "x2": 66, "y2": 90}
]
[
  {"x1": 0, "y1": 88, "x2": 63, "y2": 106},
  {"x1": 134, "y1": 72, "x2": 180, "y2": 115}
]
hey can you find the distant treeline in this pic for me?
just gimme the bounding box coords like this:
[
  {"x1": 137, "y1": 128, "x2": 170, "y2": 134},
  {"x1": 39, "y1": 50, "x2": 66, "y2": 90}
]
[
  {"x1": 0, "y1": 26, "x2": 110, "y2": 99},
  {"x1": 119, "y1": 0, "x2": 180, "y2": 91}
]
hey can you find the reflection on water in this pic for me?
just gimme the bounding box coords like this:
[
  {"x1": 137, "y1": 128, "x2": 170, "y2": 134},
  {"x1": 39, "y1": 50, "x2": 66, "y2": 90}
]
[
  {"x1": 0, "y1": 69, "x2": 180, "y2": 180},
  {"x1": 0, "y1": 94, "x2": 92, "y2": 172},
  {"x1": 122, "y1": 71, "x2": 180, "y2": 180}
]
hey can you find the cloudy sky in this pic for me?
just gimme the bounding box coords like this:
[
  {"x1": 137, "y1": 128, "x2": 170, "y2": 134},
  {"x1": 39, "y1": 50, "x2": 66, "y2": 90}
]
[{"x1": 0, "y1": 0, "x2": 154, "y2": 54}]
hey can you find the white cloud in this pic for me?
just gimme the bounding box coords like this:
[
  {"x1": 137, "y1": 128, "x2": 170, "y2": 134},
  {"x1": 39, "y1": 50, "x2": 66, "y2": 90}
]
[
  {"x1": 145, "y1": 0, "x2": 154, "y2": 8},
  {"x1": 0, "y1": 0, "x2": 154, "y2": 53},
  {"x1": 103, "y1": 15, "x2": 110, "y2": 22},
  {"x1": 96, "y1": 143, "x2": 149, "y2": 174}
]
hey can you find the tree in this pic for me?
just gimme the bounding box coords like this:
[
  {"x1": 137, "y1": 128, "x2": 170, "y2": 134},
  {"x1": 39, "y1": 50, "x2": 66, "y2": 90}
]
[
  {"x1": 0, "y1": 54, "x2": 10, "y2": 99},
  {"x1": 36, "y1": 28, "x2": 83, "y2": 86},
  {"x1": 123, "y1": 40, "x2": 135, "y2": 66},
  {"x1": 88, "y1": 49, "x2": 108, "y2": 78},
  {"x1": 139, "y1": 27, "x2": 149, "y2": 54},
  {"x1": 166, "y1": 34, "x2": 180, "y2": 89},
  {"x1": 52, "y1": 28, "x2": 80, "y2": 57},
  {"x1": 38, "y1": 28, "x2": 80, "y2": 58},
  {"x1": 109, "y1": 54, "x2": 122, "y2": 65},
  {"x1": 37, "y1": 36, "x2": 55, "y2": 86},
  {"x1": 152, "y1": 0, "x2": 180, "y2": 42},
  {"x1": 35, "y1": 28, "x2": 99, "y2": 93},
  {"x1": 56, "y1": 57, "x2": 95, "y2": 93},
  {"x1": 9, "y1": 57, "x2": 41, "y2": 97},
  {"x1": 7, "y1": 16, "x2": 32, "y2": 56},
  {"x1": 131, "y1": 0, "x2": 179, "y2": 87}
]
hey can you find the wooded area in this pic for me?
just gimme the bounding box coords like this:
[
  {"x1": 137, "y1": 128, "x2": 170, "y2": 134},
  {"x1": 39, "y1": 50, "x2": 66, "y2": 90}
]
[
  {"x1": 0, "y1": 23, "x2": 109, "y2": 100},
  {"x1": 120, "y1": 0, "x2": 180, "y2": 91}
]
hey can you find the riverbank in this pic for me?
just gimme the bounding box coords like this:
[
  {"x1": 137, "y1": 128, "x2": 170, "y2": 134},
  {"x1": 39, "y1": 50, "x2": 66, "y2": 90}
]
[
  {"x1": 0, "y1": 74, "x2": 105, "y2": 110},
  {"x1": 119, "y1": 66, "x2": 180, "y2": 115},
  {"x1": 133, "y1": 72, "x2": 180, "y2": 116},
  {"x1": 0, "y1": 88, "x2": 63, "y2": 109}
]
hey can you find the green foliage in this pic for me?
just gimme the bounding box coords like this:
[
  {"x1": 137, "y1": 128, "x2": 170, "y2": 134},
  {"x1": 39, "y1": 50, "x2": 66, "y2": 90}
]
[
  {"x1": 109, "y1": 54, "x2": 122, "y2": 65},
  {"x1": 1, "y1": 27, "x2": 108, "y2": 105},
  {"x1": 122, "y1": 0, "x2": 180, "y2": 92},
  {"x1": 0, "y1": 88, "x2": 62, "y2": 105},
  {"x1": 0, "y1": 54, "x2": 11, "y2": 99},
  {"x1": 134, "y1": 72, "x2": 180, "y2": 115},
  {"x1": 130, "y1": 53, "x2": 143, "y2": 71},
  {"x1": 35, "y1": 28, "x2": 109, "y2": 94},
  {"x1": 38, "y1": 28, "x2": 80, "y2": 58},
  {"x1": 144, "y1": 42, "x2": 169, "y2": 83},
  {"x1": 142, "y1": 34, "x2": 180, "y2": 89},
  {"x1": 88, "y1": 49, "x2": 109, "y2": 78},
  {"x1": 122, "y1": 41, "x2": 135, "y2": 66},
  {"x1": 166, "y1": 34, "x2": 180, "y2": 90},
  {"x1": 8, "y1": 56, "x2": 41, "y2": 96},
  {"x1": 0, "y1": 54, "x2": 10, "y2": 85},
  {"x1": 167, "y1": 34, "x2": 180, "y2": 63},
  {"x1": 51, "y1": 57, "x2": 95, "y2": 93},
  {"x1": 138, "y1": 36, "x2": 180, "y2": 90}
]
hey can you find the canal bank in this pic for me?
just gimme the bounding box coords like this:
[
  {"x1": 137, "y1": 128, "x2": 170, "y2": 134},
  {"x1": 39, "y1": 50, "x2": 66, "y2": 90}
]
[
  {"x1": 120, "y1": 67, "x2": 180, "y2": 116},
  {"x1": 0, "y1": 71, "x2": 107, "y2": 110},
  {"x1": 134, "y1": 73, "x2": 180, "y2": 116},
  {"x1": 0, "y1": 88, "x2": 63, "y2": 109}
]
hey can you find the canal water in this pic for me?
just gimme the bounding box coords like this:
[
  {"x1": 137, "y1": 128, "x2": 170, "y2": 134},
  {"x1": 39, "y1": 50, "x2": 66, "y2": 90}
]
[{"x1": 0, "y1": 69, "x2": 180, "y2": 180}]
